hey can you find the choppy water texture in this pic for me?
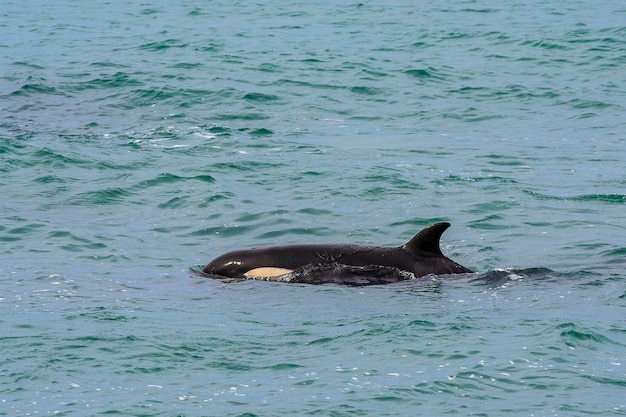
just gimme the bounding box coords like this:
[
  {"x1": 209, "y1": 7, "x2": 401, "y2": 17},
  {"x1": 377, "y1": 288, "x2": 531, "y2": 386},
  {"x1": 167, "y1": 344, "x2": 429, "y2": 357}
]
[{"x1": 1, "y1": 1, "x2": 626, "y2": 416}]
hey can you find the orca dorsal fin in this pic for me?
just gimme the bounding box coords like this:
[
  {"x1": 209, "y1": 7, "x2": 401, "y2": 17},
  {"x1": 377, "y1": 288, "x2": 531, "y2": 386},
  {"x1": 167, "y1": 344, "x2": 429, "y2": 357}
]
[{"x1": 402, "y1": 222, "x2": 451, "y2": 256}]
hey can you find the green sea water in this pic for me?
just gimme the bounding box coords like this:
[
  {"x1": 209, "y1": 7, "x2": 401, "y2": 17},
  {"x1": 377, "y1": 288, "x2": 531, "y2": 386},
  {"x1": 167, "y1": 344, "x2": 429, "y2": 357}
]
[{"x1": 1, "y1": 1, "x2": 626, "y2": 416}]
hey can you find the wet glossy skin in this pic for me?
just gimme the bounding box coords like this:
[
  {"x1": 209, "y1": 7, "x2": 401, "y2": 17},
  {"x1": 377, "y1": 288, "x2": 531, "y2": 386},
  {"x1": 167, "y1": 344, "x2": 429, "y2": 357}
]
[{"x1": 203, "y1": 222, "x2": 472, "y2": 281}]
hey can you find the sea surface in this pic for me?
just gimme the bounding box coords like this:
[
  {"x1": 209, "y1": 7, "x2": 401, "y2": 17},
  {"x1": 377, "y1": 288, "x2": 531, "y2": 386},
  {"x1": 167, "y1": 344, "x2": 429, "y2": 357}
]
[{"x1": 1, "y1": 1, "x2": 626, "y2": 416}]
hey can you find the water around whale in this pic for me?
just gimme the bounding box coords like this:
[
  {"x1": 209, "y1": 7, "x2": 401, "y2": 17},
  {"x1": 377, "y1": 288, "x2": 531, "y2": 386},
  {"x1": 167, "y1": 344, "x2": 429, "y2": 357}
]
[{"x1": 2, "y1": 1, "x2": 625, "y2": 415}]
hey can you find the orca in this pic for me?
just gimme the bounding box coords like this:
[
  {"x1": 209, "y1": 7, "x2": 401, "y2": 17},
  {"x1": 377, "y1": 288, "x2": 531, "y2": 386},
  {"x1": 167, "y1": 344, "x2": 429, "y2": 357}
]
[{"x1": 202, "y1": 222, "x2": 472, "y2": 285}]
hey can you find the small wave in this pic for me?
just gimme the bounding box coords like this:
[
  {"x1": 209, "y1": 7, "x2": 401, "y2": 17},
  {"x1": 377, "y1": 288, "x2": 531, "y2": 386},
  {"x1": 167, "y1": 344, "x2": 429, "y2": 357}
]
[
  {"x1": 33, "y1": 175, "x2": 67, "y2": 184},
  {"x1": 210, "y1": 160, "x2": 283, "y2": 172},
  {"x1": 32, "y1": 148, "x2": 87, "y2": 168},
  {"x1": 139, "y1": 39, "x2": 188, "y2": 51},
  {"x1": 522, "y1": 39, "x2": 570, "y2": 50},
  {"x1": 8, "y1": 81, "x2": 66, "y2": 97},
  {"x1": 242, "y1": 92, "x2": 280, "y2": 102},
  {"x1": 250, "y1": 128, "x2": 274, "y2": 136},
  {"x1": 523, "y1": 190, "x2": 626, "y2": 204},
  {"x1": 73, "y1": 72, "x2": 143, "y2": 90},
  {"x1": 189, "y1": 224, "x2": 257, "y2": 238},
  {"x1": 404, "y1": 67, "x2": 444, "y2": 80},
  {"x1": 601, "y1": 247, "x2": 626, "y2": 258},
  {"x1": 439, "y1": 174, "x2": 518, "y2": 184},
  {"x1": 11, "y1": 61, "x2": 45, "y2": 70},
  {"x1": 471, "y1": 268, "x2": 558, "y2": 285},
  {"x1": 466, "y1": 215, "x2": 508, "y2": 230},
  {"x1": 349, "y1": 86, "x2": 384, "y2": 95},
  {"x1": 71, "y1": 187, "x2": 138, "y2": 206},
  {"x1": 118, "y1": 86, "x2": 219, "y2": 109},
  {"x1": 571, "y1": 194, "x2": 626, "y2": 203},
  {"x1": 66, "y1": 306, "x2": 134, "y2": 322},
  {"x1": 556, "y1": 322, "x2": 622, "y2": 349},
  {"x1": 565, "y1": 98, "x2": 616, "y2": 110},
  {"x1": 0, "y1": 221, "x2": 47, "y2": 243},
  {"x1": 137, "y1": 173, "x2": 216, "y2": 189},
  {"x1": 255, "y1": 227, "x2": 334, "y2": 240}
]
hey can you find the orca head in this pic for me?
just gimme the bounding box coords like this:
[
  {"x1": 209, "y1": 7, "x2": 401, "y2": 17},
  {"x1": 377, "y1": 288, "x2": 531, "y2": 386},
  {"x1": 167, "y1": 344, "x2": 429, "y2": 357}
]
[
  {"x1": 204, "y1": 249, "x2": 296, "y2": 278},
  {"x1": 203, "y1": 252, "x2": 247, "y2": 277}
]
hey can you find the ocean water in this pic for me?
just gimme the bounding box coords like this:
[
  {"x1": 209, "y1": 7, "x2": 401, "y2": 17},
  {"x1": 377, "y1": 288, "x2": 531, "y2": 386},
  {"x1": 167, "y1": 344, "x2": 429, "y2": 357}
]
[{"x1": 1, "y1": 1, "x2": 626, "y2": 415}]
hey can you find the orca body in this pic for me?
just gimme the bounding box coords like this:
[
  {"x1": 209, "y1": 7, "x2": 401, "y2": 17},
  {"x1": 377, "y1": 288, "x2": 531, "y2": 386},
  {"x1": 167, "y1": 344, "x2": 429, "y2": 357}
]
[{"x1": 202, "y1": 222, "x2": 472, "y2": 285}]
